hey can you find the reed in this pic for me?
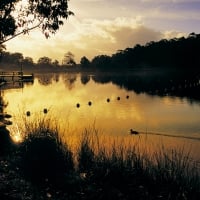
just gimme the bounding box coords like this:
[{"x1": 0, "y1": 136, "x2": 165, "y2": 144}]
[
  {"x1": 17, "y1": 116, "x2": 74, "y2": 184},
  {"x1": 14, "y1": 117, "x2": 199, "y2": 199},
  {"x1": 76, "y1": 127, "x2": 200, "y2": 199}
]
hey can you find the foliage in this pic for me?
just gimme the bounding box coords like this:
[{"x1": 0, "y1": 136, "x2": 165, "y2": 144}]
[
  {"x1": 91, "y1": 33, "x2": 200, "y2": 70},
  {"x1": 1, "y1": 118, "x2": 199, "y2": 199},
  {"x1": 80, "y1": 56, "x2": 90, "y2": 68},
  {"x1": 62, "y1": 51, "x2": 76, "y2": 66},
  {"x1": 22, "y1": 56, "x2": 34, "y2": 66},
  {"x1": 77, "y1": 130, "x2": 95, "y2": 172},
  {"x1": 91, "y1": 55, "x2": 111, "y2": 69},
  {"x1": 0, "y1": 0, "x2": 74, "y2": 44},
  {"x1": 18, "y1": 118, "x2": 74, "y2": 184},
  {"x1": 37, "y1": 56, "x2": 52, "y2": 66}
]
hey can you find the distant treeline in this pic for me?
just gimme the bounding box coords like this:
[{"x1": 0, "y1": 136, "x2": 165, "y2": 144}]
[
  {"x1": 1, "y1": 32, "x2": 200, "y2": 72},
  {"x1": 0, "y1": 50, "x2": 77, "y2": 72},
  {"x1": 81, "y1": 32, "x2": 200, "y2": 71}
]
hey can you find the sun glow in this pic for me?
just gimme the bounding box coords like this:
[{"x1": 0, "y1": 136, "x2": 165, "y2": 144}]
[{"x1": 10, "y1": 124, "x2": 23, "y2": 143}]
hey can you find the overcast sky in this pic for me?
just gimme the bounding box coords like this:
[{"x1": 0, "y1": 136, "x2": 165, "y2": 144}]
[{"x1": 5, "y1": 0, "x2": 200, "y2": 63}]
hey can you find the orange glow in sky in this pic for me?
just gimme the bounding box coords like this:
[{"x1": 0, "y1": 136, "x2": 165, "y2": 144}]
[{"x1": 5, "y1": 0, "x2": 200, "y2": 63}]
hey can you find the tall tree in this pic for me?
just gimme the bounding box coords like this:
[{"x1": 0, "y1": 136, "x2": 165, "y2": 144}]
[
  {"x1": 80, "y1": 56, "x2": 90, "y2": 68},
  {"x1": 62, "y1": 51, "x2": 76, "y2": 66},
  {"x1": 37, "y1": 56, "x2": 52, "y2": 66},
  {"x1": 0, "y1": 0, "x2": 74, "y2": 44}
]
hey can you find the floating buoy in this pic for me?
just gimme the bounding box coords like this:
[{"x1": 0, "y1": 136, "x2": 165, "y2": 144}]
[
  {"x1": 26, "y1": 111, "x2": 31, "y2": 117},
  {"x1": 43, "y1": 108, "x2": 48, "y2": 114},
  {"x1": 76, "y1": 103, "x2": 80, "y2": 108},
  {"x1": 88, "y1": 101, "x2": 92, "y2": 106}
]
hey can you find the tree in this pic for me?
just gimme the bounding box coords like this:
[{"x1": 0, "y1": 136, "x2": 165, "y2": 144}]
[
  {"x1": 11, "y1": 52, "x2": 23, "y2": 63},
  {"x1": 91, "y1": 55, "x2": 111, "y2": 69},
  {"x1": 37, "y1": 56, "x2": 52, "y2": 66},
  {"x1": 80, "y1": 56, "x2": 90, "y2": 68},
  {"x1": 0, "y1": 44, "x2": 6, "y2": 60},
  {"x1": 52, "y1": 59, "x2": 59, "y2": 67},
  {"x1": 23, "y1": 56, "x2": 34, "y2": 66},
  {"x1": 0, "y1": 0, "x2": 74, "y2": 44},
  {"x1": 62, "y1": 51, "x2": 76, "y2": 66}
]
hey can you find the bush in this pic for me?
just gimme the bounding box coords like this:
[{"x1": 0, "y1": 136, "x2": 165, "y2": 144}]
[
  {"x1": 18, "y1": 125, "x2": 74, "y2": 184},
  {"x1": 0, "y1": 127, "x2": 14, "y2": 156},
  {"x1": 77, "y1": 131, "x2": 95, "y2": 172}
]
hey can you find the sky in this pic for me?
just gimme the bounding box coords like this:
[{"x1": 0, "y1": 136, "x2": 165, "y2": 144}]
[{"x1": 5, "y1": 0, "x2": 200, "y2": 63}]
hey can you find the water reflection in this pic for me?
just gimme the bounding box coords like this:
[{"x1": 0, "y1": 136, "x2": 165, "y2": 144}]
[
  {"x1": 2, "y1": 73, "x2": 200, "y2": 160},
  {"x1": 92, "y1": 71, "x2": 200, "y2": 103}
]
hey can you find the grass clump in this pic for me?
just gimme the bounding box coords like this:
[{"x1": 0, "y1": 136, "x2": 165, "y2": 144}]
[
  {"x1": 4, "y1": 118, "x2": 199, "y2": 199},
  {"x1": 17, "y1": 118, "x2": 74, "y2": 185},
  {"x1": 76, "y1": 130, "x2": 200, "y2": 199},
  {"x1": 77, "y1": 129, "x2": 95, "y2": 173}
]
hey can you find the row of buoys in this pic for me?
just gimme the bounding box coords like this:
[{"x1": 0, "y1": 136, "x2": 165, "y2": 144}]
[
  {"x1": 26, "y1": 108, "x2": 48, "y2": 117},
  {"x1": 76, "y1": 95, "x2": 130, "y2": 108},
  {"x1": 25, "y1": 95, "x2": 131, "y2": 114}
]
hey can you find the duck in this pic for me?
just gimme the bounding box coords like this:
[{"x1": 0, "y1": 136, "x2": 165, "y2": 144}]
[{"x1": 130, "y1": 129, "x2": 139, "y2": 135}]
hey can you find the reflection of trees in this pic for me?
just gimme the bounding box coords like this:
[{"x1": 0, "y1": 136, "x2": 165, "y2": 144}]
[
  {"x1": 62, "y1": 74, "x2": 77, "y2": 90},
  {"x1": 92, "y1": 74, "x2": 112, "y2": 84},
  {"x1": 0, "y1": 89, "x2": 13, "y2": 155},
  {"x1": 92, "y1": 71, "x2": 200, "y2": 102},
  {"x1": 0, "y1": 91, "x2": 8, "y2": 114},
  {"x1": 80, "y1": 74, "x2": 90, "y2": 85},
  {"x1": 37, "y1": 74, "x2": 54, "y2": 85},
  {"x1": 37, "y1": 74, "x2": 60, "y2": 85},
  {"x1": 37, "y1": 73, "x2": 77, "y2": 89}
]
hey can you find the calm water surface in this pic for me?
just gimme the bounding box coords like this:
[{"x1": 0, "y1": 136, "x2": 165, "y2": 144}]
[{"x1": 3, "y1": 73, "x2": 200, "y2": 160}]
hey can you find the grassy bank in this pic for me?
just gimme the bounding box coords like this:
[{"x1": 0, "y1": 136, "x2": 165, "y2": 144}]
[{"x1": 0, "y1": 118, "x2": 200, "y2": 200}]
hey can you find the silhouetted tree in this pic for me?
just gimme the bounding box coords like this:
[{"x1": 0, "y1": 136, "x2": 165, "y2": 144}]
[
  {"x1": 52, "y1": 59, "x2": 60, "y2": 67},
  {"x1": 22, "y1": 56, "x2": 34, "y2": 66},
  {"x1": 37, "y1": 56, "x2": 52, "y2": 66},
  {"x1": 0, "y1": 0, "x2": 74, "y2": 44},
  {"x1": 11, "y1": 52, "x2": 23, "y2": 63},
  {"x1": 90, "y1": 33, "x2": 200, "y2": 70},
  {"x1": 0, "y1": 44, "x2": 5, "y2": 61},
  {"x1": 62, "y1": 51, "x2": 76, "y2": 66},
  {"x1": 80, "y1": 56, "x2": 90, "y2": 68},
  {"x1": 91, "y1": 55, "x2": 111, "y2": 70}
]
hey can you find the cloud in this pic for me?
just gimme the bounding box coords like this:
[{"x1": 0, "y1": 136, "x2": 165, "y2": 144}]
[
  {"x1": 5, "y1": 16, "x2": 186, "y2": 63},
  {"x1": 50, "y1": 17, "x2": 164, "y2": 61},
  {"x1": 163, "y1": 30, "x2": 187, "y2": 39}
]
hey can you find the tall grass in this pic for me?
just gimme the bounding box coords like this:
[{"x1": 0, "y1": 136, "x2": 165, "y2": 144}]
[
  {"x1": 17, "y1": 116, "x2": 74, "y2": 184},
  {"x1": 76, "y1": 127, "x2": 199, "y2": 199},
  {"x1": 14, "y1": 116, "x2": 199, "y2": 199}
]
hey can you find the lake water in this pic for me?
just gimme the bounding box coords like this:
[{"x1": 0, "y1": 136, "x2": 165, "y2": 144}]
[{"x1": 2, "y1": 73, "x2": 200, "y2": 162}]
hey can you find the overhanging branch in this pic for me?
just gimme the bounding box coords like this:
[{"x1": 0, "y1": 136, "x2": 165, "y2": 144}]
[{"x1": 0, "y1": 21, "x2": 42, "y2": 44}]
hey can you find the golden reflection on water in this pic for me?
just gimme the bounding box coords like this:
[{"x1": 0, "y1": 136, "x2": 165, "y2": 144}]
[{"x1": 3, "y1": 73, "x2": 200, "y2": 162}]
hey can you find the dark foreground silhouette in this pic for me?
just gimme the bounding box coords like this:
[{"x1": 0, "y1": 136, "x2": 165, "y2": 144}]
[{"x1": 0, "y1": 125, "x2": 199, "y2": 200}]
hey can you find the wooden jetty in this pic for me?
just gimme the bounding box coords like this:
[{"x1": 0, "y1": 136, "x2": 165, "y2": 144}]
[{"x1": 0, "y1": 71, "x2": 34, "y2": 82}]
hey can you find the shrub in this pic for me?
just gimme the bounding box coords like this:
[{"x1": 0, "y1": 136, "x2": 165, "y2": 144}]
[
  {"x1": 77, "y1": 130, "x2": 95, "y2": 172},
  {"x1": 18, "y1": 120, "x2": 74, "y2": 184}
]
